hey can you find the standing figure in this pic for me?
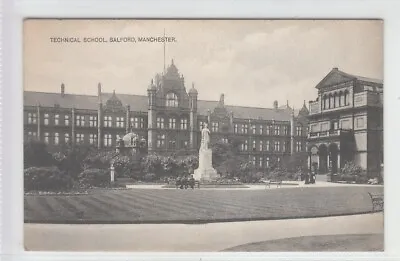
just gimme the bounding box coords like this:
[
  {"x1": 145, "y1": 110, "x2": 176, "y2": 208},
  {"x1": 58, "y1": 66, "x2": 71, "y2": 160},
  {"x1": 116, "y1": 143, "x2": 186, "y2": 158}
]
[{"x1": 201, "y1": 123, "x2": 211, "y2": 150}]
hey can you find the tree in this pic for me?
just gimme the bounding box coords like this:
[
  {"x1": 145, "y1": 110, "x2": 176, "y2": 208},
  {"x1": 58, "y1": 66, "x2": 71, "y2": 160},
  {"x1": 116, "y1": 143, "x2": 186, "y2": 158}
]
[{"x1": 24, "y1": 140, "x2": 54, "y2": 168}]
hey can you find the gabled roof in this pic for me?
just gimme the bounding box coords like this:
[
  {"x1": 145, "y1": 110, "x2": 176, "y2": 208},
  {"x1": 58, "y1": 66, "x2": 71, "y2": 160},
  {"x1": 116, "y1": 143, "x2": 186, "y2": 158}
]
[
  {"x1": 24, "y1": 91, "x2": 293, "y2": 121},
  {"x1": 316, "y1": 68, "x2": 383, "y2": 89}
]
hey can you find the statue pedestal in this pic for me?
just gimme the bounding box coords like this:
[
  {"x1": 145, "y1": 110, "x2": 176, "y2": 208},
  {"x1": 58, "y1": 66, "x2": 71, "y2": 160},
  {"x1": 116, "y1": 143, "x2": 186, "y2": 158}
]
[{"x1": 193, "y1": 148, "x2": 219, "y2": 182}]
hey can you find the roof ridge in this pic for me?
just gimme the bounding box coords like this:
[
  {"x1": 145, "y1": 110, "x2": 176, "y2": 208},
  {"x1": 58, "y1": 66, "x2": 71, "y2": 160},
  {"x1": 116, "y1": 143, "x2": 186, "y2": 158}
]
[{"x1": 24, "y1": 90, "x2": 98, "y2": 98}]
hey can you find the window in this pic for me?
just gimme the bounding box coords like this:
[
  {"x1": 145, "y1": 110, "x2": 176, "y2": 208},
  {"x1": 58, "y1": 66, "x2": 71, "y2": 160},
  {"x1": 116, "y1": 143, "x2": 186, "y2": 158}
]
[
  {"x1": 183, "y1": 140, "x2": 189, "y2": 148},
  {"x1": 251, "y1": 156, "x2": 256, "y2": 166},
  {"x1": 157, "y1": 117, "x2": 165, "y2": 129},
  {"x1": 221, "y1": 138, "x2": 228, "y2": 144},
  {"x1": 76, "y1": 133, "x2": 84, "y2": 143},
  {"x1": 259, "y1": 125, "x2": 263, "y2": 135},
  {"x1": 283, "y1": 141, "x2": 290, "y2": 152},
  {"x1": 44, "y1": 114, "x2": 49, "y2": 125},
  {"x1": 199, "y1": 121, "x2": 206, "y2": 131},
  {"x1": 323, "y1": 95, "x2": 328, "y2": 109},
  {"x1": 241, "y1": 140, "x2": 248, "y2": 151},
  {"x1": 265, "y1": 140, "x2": 270, "y2": 151},
  {"x1": 296, "y1": 141, "x2": 302, "y2": 152},
  {"x1": 104, "y1": 134, "x2": 112, "y2": 147},
  {"x1": 44, "y1": 132, "x2": 49, "y2": 144},
  {"x1": 234, "y1": 124, "x2": 238, "y2": 133},
  {"x1": 76, "y1": 115, "x2": 85, "y2": 127},
  {"x1": 242, "y1": 124, "x2": 248, "y2": 134},
  {"x1": 89, "y1": 116, "x2": 97, "y2": 127},
  {"x1": 265, "y1": 157, "x2": 270, "y2": 168},
  {"x1": 104, "y1": 116, "x2": 112, "y2": 127},
  {"x1": 251, "y1": 125, "x2": 256, "y2": 134},
  {"x1": 283, "y1": 126, "x2": 288, "y2": 136},
  {"x1": 131, "y1": 117, "x2": 143, "y2": 129},
  {"x1": 116, "y1": 117, "x2": 124, "y2": 128},
  {"x1": 259, "y1": 140, "x2": 263, "y2": 151},
  {"x1": 89, "y1": 134, "x2": 97, "y2": 145},
  {"x1": 54, "y1": 133, "x2": 59, "y2": 145},
  {"x1": 27, "y1": 113, "x2": 37, "y2": 124},
  {"x1": 296, "y1": 126, "x2": 302, "y2": 136},
  {"x1": 344, "y1": 91, "x2": 350, "y2": 106},
  {"x1": 335, "y1": 94, "x2": 340, "y2": 108},
  {"x1": 166, "y1": 92, "x2": 178, "y2": 107},
  {"x1": 64, "y1": 133, "x2": 70, "y2": 144},
  {"x1": 27, "y1": 131, "x2": 37, "y2": 139},
  {"x1": 157, "y1": 134, "x2": 166, "y2": 148},
  {"x1": 54, "y1": 114, "x2": 59, "y2": 125},
  {"x1": 266, "y1": 125, "x2": 271, "y2": 135},
  {"x1": 274, "y1": 125, "x2": 280, "y2": 135},
  {"x1": 180, "y1": 118, "x2": 188, "y2": 130},
  {"x1": 211, "y1": 122, "x2": 219, "y2": 132},
  {"x1": 169, "y1": 139, "x2": 176, "y2": 149},
  {"x1": 169, "y1": 118, "x2": 176, "y2": 129},
  {"x1": 340, "y1": 92, "x2": 345, "y2": 106},
  {"x1": 252, "y1": 140, "x2": 256, "y2": 151},
  {"x1": 64, "y1": 115, "x2": 70, "y2": 126},
  {"x1": 274, "y1": 141, "x2": 280, "y2": 151},
  {"x1": 259, "y1": 157, "x2": 263, "y2": 168}
]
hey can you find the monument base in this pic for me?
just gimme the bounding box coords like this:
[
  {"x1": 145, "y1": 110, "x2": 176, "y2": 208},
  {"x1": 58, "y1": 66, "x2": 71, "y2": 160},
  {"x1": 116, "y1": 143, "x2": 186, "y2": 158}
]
[
  {"x1": 193, "y1": 167, "x2": 219, "y2": 182},
  {"x1": 193, "y1": 148, "x2": 220, "y2": 182}
]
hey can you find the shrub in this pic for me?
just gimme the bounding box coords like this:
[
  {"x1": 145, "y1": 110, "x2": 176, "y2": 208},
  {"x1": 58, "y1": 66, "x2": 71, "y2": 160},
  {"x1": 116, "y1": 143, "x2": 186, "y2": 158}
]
[
  {"x1": 143, "y1": 173, "x2": 157, "y2": 182},
  {"x1": 24, "y1": 166, "x2": 73, "y2": 192},
  {"x1": 78, "y1": 168, "x2": 110, "y2": 189}
]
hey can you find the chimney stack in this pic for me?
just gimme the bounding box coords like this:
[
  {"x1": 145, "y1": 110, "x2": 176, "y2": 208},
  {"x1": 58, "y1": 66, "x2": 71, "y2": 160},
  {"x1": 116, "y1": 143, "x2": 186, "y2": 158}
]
[{"x1": 61, "y1": 83, "x2": 65, "y2": 97}]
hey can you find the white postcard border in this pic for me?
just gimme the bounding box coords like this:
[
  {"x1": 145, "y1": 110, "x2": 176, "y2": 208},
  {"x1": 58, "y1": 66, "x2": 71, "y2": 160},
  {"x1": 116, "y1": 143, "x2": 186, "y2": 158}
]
[{"x1": 1, "y1": 0, "x2": 400, "y2": 260}]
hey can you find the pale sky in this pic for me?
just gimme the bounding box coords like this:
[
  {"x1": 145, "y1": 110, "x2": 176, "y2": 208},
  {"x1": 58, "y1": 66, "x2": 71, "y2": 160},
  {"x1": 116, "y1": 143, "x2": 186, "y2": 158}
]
[{"x1": 24, "y1": 19, "x2": 383, "y2": 109}]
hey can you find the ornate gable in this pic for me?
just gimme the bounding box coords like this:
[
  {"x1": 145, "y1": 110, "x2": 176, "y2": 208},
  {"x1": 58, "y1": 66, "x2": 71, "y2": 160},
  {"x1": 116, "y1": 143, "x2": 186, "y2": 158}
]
[{"x1": 104, "y1": 91, "x2": 125, "y2": 113}]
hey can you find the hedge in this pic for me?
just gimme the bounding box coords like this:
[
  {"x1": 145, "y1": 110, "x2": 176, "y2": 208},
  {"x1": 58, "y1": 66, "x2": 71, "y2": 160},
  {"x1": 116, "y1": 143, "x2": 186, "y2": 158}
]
[{"x1": 78, "y1": 168, "x2": 110, "y2": 189}]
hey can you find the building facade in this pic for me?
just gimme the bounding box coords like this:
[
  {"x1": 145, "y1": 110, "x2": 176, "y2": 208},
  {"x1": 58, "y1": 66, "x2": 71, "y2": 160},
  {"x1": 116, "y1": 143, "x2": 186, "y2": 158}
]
[
  {"x1": 307, "y1": 68, "x2": 383, "y2": 176},
  {"x1": 24, "y1": 60, "x2": 309, "y2": 170}
]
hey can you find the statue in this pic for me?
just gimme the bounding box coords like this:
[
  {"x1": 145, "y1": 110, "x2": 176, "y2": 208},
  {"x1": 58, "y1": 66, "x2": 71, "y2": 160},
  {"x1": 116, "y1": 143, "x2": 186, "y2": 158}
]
[
  {"x1": 218, "y1": 94, "x2": 225, "y2": 107},
  {"x1": 193, "y1": 122, "x2": 219, "y2": 182},
  {"x1": 201, "y1": 123, "x2": 211, "y2": 150}
]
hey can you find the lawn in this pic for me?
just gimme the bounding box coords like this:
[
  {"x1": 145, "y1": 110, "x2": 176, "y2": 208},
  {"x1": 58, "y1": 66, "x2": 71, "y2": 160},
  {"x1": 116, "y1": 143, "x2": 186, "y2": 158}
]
[
  {"x1": 222, "y1": 234, "x2": 384, "y2": 252},
  {"x1": 24, "y1": 186, "x2": 383, "y2": 224}
]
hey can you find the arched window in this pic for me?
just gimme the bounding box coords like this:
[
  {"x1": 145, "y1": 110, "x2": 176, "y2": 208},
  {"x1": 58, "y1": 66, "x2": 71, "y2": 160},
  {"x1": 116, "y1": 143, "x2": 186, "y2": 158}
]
[
  {"x1": 166, "y1": 92, "x2": 178, "y2": 107},
  {"x1": 339, "y1": 91, "x2": 344, "y2": 107},
  {"x1": 344, "y1": 90, "x2": 350, "y2": 106},
  {"x1": 334, "y1": 93, "x2": 340, "y2": 108},
  {"x1": 323, "y1": 95, "x2": 328, "y2": 109},
  {"x1": 329, "y1": 94, "x2": 334, "y2": 109}
]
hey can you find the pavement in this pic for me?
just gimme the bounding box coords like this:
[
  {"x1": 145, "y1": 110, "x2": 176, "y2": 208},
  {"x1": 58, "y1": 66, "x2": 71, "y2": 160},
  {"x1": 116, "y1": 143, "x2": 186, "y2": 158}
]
[
  {"x1": 126, "y1": 181, "x2": 383, "y2": 190},
  {"x1": 24, "y1": 212, "x2": 383, "y2": 252}
]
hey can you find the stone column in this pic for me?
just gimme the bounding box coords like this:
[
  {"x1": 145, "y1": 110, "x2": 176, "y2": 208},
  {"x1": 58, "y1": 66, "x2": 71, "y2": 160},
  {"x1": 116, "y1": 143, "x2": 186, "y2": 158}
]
[
  {"x1": 36, "y1": 105, "x2": 41, "y2": 140},
  {"x1": 97, "y1": 83, "x2": 103, "y2": 149},
  {"x1": 72, "y1": 107, "x2": 76, "y2": 145},
  {"x1": 337, "y1": 153, "x2": 341, "y2": 171}
]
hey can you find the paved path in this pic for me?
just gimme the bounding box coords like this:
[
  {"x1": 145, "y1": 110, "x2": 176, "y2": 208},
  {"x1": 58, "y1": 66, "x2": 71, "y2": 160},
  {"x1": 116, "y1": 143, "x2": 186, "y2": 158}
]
[
  {"x1": 24, "y1": 213, "x2": 383, "y2": 252},
  {"x1": 126, "y1": 181, "x2": 383, "y2": 190}
]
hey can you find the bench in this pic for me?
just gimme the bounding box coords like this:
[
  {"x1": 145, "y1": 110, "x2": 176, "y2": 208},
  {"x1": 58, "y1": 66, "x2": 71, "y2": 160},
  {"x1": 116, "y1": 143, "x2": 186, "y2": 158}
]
[
  {"x1": 264, "y1": 180, "x2": 282, "y2": 189},
  {"x1": 368, "y1": 192, "x2": 384, "y2": 211}
]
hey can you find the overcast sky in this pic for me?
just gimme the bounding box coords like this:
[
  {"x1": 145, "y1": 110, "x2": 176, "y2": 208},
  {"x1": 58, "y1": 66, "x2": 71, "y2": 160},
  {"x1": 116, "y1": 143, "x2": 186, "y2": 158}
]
[{"x1": 24, "y1": 19, "x2": 383, "y2": 109}]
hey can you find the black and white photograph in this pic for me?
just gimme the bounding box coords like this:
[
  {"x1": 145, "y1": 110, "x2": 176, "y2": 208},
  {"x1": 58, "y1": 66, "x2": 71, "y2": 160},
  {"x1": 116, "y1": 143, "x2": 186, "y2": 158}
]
[{"x1": 22, "y1": 19, "x2": 384, "y2": 252}]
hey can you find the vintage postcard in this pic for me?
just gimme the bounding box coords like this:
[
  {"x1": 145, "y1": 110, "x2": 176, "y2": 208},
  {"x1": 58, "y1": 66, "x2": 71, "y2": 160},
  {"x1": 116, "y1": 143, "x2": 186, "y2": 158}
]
[{"x1": 23, "y1": 19, "x2": 383, "y2": 252}]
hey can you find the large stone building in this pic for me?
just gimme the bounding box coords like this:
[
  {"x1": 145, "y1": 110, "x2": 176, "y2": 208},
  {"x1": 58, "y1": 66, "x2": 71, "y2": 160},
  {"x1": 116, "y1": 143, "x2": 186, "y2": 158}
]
[
  {"x1": 23, "y1": 60, "x2": 309, "y2": 169},
  {"x1": 307, "y1": 68, "x2": 383, "y2": 176}
]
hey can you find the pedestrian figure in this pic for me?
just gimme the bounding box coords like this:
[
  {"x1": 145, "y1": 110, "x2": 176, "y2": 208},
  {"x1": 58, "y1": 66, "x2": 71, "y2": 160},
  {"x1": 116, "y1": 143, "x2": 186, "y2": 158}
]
[{"x1": 189, "y1": 175, "x2": 195, "y2": 189}]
